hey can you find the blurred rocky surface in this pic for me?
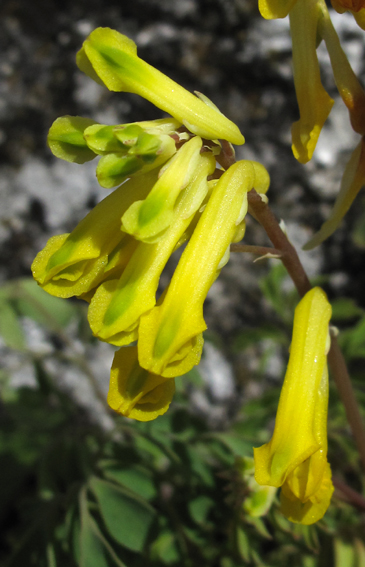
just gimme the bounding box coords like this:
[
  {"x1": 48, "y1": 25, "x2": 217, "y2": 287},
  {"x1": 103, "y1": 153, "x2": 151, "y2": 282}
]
[{"x1": 1, "y1": 0, "x2": 365, "y2": 417}]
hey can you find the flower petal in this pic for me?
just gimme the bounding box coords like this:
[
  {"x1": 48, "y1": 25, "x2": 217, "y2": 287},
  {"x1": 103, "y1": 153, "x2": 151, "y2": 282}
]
[
  {"x1": 31, "y1": 170, "x2": 158, "y2": 298},
  {"x1": 290, "y1": 0, "x2": 334, "y2": 163},
  {"x1": 137, "y1": 160, "x2": 257, "y2": 377},
  {"x1": 108, "y1": 346, "x2": 175, "y2": 421},
  {"x1": 254, "y1": 288, "x2": 332, "y2": 487},
  {"x1": 87, "y1": 152, "x2": 215, "y2": 346},
  {"x1": 77, "y1": 27, "x2": 245, "y2": 144}
]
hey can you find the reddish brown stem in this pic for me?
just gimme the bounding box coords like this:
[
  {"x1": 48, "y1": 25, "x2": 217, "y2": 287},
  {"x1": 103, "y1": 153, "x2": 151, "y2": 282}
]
[
  {"x1": 247, "y1": 190, "x2": 311, "y2": 296},
  {"x1": 230, "y1": 243, "x2": 282, "y2": 258},
  {"x1": 333, "y1": 477, "x2": 365, "y2": 511}
]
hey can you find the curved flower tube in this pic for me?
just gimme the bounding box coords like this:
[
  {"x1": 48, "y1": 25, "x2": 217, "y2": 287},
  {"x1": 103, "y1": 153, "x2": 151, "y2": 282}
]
[
  {"x1": 137, "y1": 160, "x2": 257, "y2": 378},
  {"x1": 31, "y1": 170, "x2": 158, "y2": 298},
  {"x1": 76, "y1": 27, "x2": 245, "y2": 145},
  {"x1": 317, "y1": 0, "x2": 365, "y2": 136},
  {"x1": 290, "y1": 0, "x2": 334, "y2": 163},
  {"x1": 254, "y1": 287, "x2": 333, "y2": 524},
  {"x1": 87, "y1": 151, "x2": 216, "y2": 346},
  {"x1": 121, "y1": 135, "x2": 204, "y2": 242},
  {"x1": 108, "y1": 346, "x2": 175, "y2": 421}
]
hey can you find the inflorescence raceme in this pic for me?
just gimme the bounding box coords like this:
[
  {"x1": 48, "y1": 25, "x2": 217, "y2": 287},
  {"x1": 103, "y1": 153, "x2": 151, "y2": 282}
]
[{"x1": 32, "y1": 27, "x2": 334, "y2": 524}]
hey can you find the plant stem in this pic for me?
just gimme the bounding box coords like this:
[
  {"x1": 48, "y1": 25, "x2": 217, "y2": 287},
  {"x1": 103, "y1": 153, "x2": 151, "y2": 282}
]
[
  {"x1": 247, "y1": 189, "x2": 365, "y2": 473},
  {"x1": 333, "y1": 477, "x2": 365, "y2": 511},
  {"x1": 230, "y1": 243, "x2": 282, "y2": 258}
]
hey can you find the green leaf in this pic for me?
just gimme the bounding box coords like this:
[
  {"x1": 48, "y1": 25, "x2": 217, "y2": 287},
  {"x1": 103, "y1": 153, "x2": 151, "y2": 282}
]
[
  {"x1": 331, "y1": 298, "x2": 363, "y2": 321},
  {"x1": 99, "y1": 461, "x2": 157, "y2": 500},
  {"x1": 237, "y1": 526, "x2": 250, "y2": 562},
  {"x1": 334, "y1": 538, "x2": 355, "y2": 567},
  {"x1": 79, "y1": 489, "x2": 126, "y2": 567},
  {"x1": 340, "y1": 318, "x2": 365, "y2": 360},
  {"x1": 188, "y1": 496, "x2": 214, "y2": 525},
  {"x1": 0, "y1": 300, "x2": 25, "y2": 349},
  {"x1": 150, "y1": 531, "x2": 180, "y2": 564},
  {"x1": 89, "y1": 476, "x2": 155, "y2": 552}
]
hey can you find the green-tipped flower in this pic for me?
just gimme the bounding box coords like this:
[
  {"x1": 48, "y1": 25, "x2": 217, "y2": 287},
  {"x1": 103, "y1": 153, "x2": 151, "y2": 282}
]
[
  {"x1": 31, "y1": 170, "x2": 158, "y2": 298},
  {"x1": 108, "y1": 346, "x2": 175, "y2": 421},
  {"x1": 48, "y1": 116, "x2": 180, "y2": 189},
  {"x1": 254, "y1": 287, "x2": 334, "y2": 525},
  {"x1": 121, "y1": 136, "x2": 204, "y2": 242},
  {"x1": 76, "y1": 27, "x2": 244, "y2": 144},
  {"x1": 87, "y1": 150, "x2": 215, "y2": 346},
  {"x1": 47, "y1": 116, "x2": 98, "y2": 164},
  {"x1": 137, "y1": 160, "x2": 259, "y2": 378}
]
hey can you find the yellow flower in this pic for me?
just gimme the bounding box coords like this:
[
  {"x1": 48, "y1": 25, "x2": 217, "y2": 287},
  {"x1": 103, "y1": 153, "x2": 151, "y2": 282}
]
[
  {"x1": 254, "y1": 287, "x2": 334, "y2": 524},
  {"x1": 76, "y1": 27, "x2": 244, "y2": 145},
  {"x1": 121, "y1": 135, "x2": 205, "y2": 243},
  {"x1": 289, "y1": 0, "x2": 334, "y2": 163},
  {"x1": 259, "y1": 0, "x2": 297, "y2": 19},
  {"x1": 87, "y1": 148, "x2": 216, "y2": 346},
  {"x1": 137, "y1": 161, "x2": 269, "y2": 378},
  {"x1": 48, "y1": 116, "x2": 179, "y2": 188},
  {"x1": 108, "y1": 346, "x2": 175, "y2": 421},
  {"x1": 317, "y1": 0, "x2": 365, "y2": 136},
  {"x1": 31, "y1": 170, "x2": 159, "y2": 299}
]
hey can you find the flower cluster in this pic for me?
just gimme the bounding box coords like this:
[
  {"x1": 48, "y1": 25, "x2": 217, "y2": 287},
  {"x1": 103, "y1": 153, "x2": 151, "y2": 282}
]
[
  {"x1": 259, "y1": 0, "x2": 365, "y2": 248},
  {"x1": 32, "y1": 27, "x2": 335, "y2": 525},
  {"x1": 32, "y1": 27, "x2": 270, "y2": 422},
  {"x1": 254, "y1": 287, "x2": 334, "y2": 524}
]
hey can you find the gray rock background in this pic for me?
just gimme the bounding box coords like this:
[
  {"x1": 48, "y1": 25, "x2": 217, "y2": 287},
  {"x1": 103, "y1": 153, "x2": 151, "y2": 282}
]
[{"x1": 1, "y1": 0, "x2": 365, "y2": 416}]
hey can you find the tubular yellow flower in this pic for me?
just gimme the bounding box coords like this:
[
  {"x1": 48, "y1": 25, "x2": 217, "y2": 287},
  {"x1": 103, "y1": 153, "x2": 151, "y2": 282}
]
[
  {"x1": 121, "y1": 136, "x2": 204, "y2": 243},
  {"x1": 317, "y1": 0, "x2": 365, "y2": 135},
  {"x1": 87, "y1": 150, "x2": 216, "y2": 346},
  {"x1": 290, "y1": 0, "x2": 334, "y2": 163},
  {"x1": 108, "y1": 346, "x2": 175, "y2": 421},
  {"x1": 137, "y1": 160, "x2": 258, "y2": 378},
  {"x1": 254, "y1": 287, "x2": 333, "y2": 525},
  {"x1": 76, "y1": 27, "x2": 244, "y2": 145},
  {"x1": 31, "y1": 170, "x2": 158, "y2": 298}
]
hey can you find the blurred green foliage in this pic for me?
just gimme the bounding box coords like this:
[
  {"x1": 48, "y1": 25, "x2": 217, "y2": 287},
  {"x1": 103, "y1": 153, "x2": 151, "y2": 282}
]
[{"x1": 0, "y1": 270, "x2": 364, "y2": 566}]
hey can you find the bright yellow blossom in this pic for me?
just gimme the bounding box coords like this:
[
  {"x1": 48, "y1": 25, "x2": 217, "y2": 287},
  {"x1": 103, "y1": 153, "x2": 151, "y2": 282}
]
[
  {"x1": 87, "y1": 148, "x2": 216, "y2": 346},
  {"x1": 31, "y1": 170, "x2": 158, "y2": 299},
  {"x1": 254, "y1": 287, "x2": 334, "y2": 524},
  {"x1": 32, "y1": 27, "x2": 272, "y2": 426},
  {"x1": 108, "y1": 346, "x2": 175, "y2": 421},
  {"x1": 76, "y1": 27, "x2": 244, "y2": 145},
  {"x1": 137, "y1": 161, "x2": 268, "y2": 378},
  {"x1": 289, "y1": 0, "x2": 334, "y2": 163}
]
